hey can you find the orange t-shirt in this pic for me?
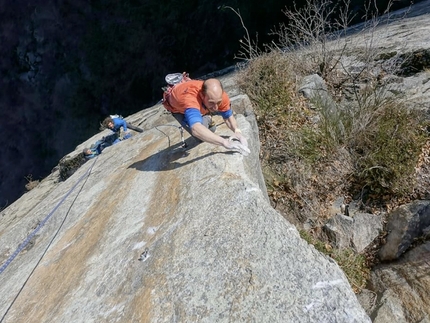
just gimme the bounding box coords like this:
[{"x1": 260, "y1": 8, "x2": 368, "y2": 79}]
[{"x1": 168, "y1": 80, "x2": 230, "y2": 115}]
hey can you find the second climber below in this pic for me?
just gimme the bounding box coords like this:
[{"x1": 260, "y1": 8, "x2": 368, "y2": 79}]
[{"x1": 166, "y1": 78, "x2": 250, "y2": 155}]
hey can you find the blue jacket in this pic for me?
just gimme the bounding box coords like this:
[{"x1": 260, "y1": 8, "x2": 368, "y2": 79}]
[{"x1": 111, "y1": 117, "x2": 128, "y2": 132}]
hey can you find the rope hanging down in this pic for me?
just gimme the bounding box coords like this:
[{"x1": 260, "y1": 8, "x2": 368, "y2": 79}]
[
  {"x1": 0, "y1": 122, "x2": 184, "y2": 277},
  {"x1": 0, "y1": 157, "x2": 98, "y2": 275}
]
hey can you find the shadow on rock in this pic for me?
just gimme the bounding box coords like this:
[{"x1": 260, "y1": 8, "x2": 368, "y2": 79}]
[{"x1": 128, "y1": 136, "x2": 237, "y2": 172}]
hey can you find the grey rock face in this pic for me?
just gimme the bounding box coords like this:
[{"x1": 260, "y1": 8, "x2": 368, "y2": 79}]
[
  {"x1": 299, "y1": 74, "x2": 336, "y2": 112},
  {"x1": 379, "y1": 200, "x2": 430, "y2": 261},
  {"x1": 0, "y1": 93, "x2": 369, "y2": 322},
  {"x1": 371, "y1": 242, "x2": 430, "y2": 323},
  {"x1": 324, "y1": 213, "x2": 383, "y2": 253}
]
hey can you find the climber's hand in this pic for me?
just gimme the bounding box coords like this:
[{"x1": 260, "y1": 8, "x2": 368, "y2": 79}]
[
  {"x1": 224, "y1": 137, "x2": 251, "y2": 156},
  {"x1": 234, "y1": 132, "x2": 248, "y2": 148}
]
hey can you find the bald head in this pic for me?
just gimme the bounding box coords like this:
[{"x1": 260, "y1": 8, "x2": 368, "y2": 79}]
[
  {"x1": 202, "y1": 79, "x2": 224, "y2": 112},
  {"x1": 202, "y1": 78, "x2": 224, "y2": 96}
]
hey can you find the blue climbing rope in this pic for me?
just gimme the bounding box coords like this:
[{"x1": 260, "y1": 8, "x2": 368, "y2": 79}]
[
  {"x1": 0, "y1": 157, "x2": 98, "y2": 275},
  {"x1": 0, "y1": 123, "x2": 183, "y2": 276}
]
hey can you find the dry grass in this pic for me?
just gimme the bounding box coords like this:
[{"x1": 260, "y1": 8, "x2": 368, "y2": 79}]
[
  {"x1": 234, "y1": 0, "x2": 428, "y2": 294},
  {"x1": 236, "y1": 39, "x2": 427, "y2": 296},
  {"x1": 237, "y1": 52, "x2": 428, "y2": 291},
  {"x1": 236, "y1": 52, "x2": 357, "y2": 224}
]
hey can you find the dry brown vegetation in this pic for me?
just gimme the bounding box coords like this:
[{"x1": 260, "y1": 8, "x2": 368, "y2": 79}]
[{"x1": 234, "y1": 0, "x2": 429, "y2": 292}]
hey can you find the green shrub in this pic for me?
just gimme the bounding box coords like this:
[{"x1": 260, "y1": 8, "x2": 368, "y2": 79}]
[
  {"x1": 236, "y1": 51, "x2": 316, "y2": 165},
  {"x1": 349, "y1": 100, "x2": 428, "y2": 196},
  {"x1": 330, "y1": 248, "x2": 369, "y2": 293},
  {"x1": 237, "y1": 52, "x2": 298, "y2": 117}
]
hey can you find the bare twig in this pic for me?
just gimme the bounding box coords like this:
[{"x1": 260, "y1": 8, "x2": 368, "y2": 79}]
[{"x1": 220, "y1": 6, "x2": 261, "y2": 60}]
